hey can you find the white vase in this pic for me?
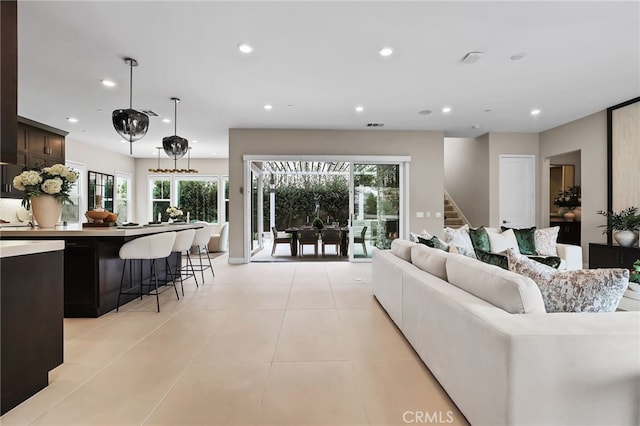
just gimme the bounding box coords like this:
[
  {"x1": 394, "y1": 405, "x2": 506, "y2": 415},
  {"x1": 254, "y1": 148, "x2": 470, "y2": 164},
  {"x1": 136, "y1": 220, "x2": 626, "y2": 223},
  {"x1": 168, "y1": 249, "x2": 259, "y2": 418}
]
[
  {"x1": 613, "y1": 230, "x2": 639, "y2": 247},
  {"x1": 31, "y1": 194, "x2": 63, "y2": 228},
  {"x1": 563, "y1": 211, "x2": 576, "y2": 222},
  {"x1": 573, "y1": 207, "x2": 582, "y2": 221}
]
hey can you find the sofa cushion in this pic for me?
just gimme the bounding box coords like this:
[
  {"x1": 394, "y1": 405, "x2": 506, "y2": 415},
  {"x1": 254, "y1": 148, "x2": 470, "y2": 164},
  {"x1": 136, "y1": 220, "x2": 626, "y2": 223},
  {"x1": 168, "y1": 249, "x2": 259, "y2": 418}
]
[
  {"x1": 390, "y1": 239, "x2": 415, "y2": 262},
  {"x1": 445, "y1": 254, "x2": 546, "y2": 314},
  {"x1": 443, "y1": 224, "x2": 476, "y2": 258},
  {"x1": 506, "y1": 249, "x2": 629, "y2": 312},
  {"x1": 469, "y1": 226, "x2": 491, "y2": 252},
  {"x1": 411, "y1": 244, "x2": 450, "y2": 281},
  {"x1": 501, "y1": 226, "x2": 537, "y2": 255},
  {"x1": 535, "y1": 226, "x2": 560, "y2": 256},
  {"x1": 488, "y1": 228, "x2": 519, "y2": 253}
]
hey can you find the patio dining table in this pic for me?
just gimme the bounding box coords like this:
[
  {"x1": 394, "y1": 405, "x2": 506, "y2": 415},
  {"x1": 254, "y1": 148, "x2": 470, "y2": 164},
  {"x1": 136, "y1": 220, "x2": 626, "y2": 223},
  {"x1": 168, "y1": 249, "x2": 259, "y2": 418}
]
[{"x1": 285, "y1": 227, "x2": 349, "y2": 256}]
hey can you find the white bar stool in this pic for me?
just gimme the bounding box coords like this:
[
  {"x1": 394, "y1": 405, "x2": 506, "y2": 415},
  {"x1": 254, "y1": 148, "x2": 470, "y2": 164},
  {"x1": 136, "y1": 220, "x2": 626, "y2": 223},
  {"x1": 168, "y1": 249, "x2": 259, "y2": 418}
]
[
  {"x1": 168, "y1": 229, "x2": 197, "y2": 295},
  {"x1": 191, "y1": 225, "x2": 215, "y2": 283},
  {"x1": 117, "y1": 231, "x2": 177, "y2": 312}
]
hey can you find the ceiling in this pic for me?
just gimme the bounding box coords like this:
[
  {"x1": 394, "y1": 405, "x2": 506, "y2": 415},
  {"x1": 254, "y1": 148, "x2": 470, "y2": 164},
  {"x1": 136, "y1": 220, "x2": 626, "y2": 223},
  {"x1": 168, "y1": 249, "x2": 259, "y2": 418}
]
[{"x1": 17, "y1": 1, "x2": 640, "y2": 159}]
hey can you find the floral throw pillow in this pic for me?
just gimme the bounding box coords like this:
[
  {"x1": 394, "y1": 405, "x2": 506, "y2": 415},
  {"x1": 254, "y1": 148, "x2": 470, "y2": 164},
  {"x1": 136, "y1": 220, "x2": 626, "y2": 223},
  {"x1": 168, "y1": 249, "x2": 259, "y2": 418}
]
[
  {"x1": 506, "y1": 249, "x2": 629, "y2": 312},
  {"x1": 443, "y1": 224, "x2": 476, "y2": 259},
  {"x1": 534, "y1": 226, "x2": 560, "y2": 256}
]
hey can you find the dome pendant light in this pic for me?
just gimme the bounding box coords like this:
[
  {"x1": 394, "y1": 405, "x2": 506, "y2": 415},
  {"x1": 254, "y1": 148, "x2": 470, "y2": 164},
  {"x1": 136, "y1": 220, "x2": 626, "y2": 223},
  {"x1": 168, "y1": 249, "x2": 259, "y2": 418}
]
[
  {"x1": 162, "y1": 97, "x2": 189, "y2": 161},
  {"x1": 112, "y1": 57, "x2": 149, "y2": 155}
]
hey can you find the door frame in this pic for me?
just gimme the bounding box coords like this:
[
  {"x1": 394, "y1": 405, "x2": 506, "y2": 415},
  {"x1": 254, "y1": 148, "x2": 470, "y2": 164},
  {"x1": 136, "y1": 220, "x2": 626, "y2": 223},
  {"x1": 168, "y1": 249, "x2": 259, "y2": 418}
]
[{"x1": 243, "y1": 155, "x2": 411, "y2": 264}]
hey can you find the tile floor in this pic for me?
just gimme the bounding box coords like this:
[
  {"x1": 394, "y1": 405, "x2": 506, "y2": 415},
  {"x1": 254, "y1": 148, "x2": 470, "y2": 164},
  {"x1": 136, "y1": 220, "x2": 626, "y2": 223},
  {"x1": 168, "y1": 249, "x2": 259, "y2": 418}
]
[{"x1": 1, "y1": 255, "x2": 468, "y2": 426}]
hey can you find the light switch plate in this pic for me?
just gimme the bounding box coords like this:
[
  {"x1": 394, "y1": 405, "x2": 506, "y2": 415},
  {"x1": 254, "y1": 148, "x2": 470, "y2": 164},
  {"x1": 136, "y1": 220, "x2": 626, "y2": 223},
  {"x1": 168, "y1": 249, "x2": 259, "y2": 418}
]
[
  {"x1": 435, "y1": 212, "x2": 442, "y2": 218},
  {"x1": 416, "y1": 212, "x2": 424, "y2": 218}
]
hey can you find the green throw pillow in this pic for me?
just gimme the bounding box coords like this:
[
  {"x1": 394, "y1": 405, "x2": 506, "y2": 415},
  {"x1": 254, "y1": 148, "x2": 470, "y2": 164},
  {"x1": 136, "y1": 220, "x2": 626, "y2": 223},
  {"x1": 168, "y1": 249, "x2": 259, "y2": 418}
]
[
  {"x1": 469, "y1": 226, "x2": 491, "y2": 252},
  {"x1": 475, "y1": 249, "x2": 562, "y2": 270},
  {"x1": 417, "y1": 235, "x2": 449, "y2": 251},
  {"x1": 475, "y1": 249, "x2": 508, "y2": 269},
  {"x1": 501, "y1": 226, "x2": 537, "y2": 255}
]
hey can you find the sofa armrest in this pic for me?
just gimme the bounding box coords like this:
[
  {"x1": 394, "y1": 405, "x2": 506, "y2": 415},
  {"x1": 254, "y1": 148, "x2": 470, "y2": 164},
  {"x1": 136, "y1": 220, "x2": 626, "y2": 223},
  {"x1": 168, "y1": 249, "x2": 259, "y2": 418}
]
[{"x1": 556, "y1": 243, "x2": 582, "y2": 270}]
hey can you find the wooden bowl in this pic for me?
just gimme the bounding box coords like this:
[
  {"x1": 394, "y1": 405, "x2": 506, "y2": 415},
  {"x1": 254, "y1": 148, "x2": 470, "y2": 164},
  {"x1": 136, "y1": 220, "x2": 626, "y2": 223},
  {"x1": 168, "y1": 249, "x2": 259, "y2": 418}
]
[
  {"x1": 85, "y1": 210, "x2": 109, "y2": 223},
  {"x1": 104, "y1": 212, "x2": 118, "y2": 223}
]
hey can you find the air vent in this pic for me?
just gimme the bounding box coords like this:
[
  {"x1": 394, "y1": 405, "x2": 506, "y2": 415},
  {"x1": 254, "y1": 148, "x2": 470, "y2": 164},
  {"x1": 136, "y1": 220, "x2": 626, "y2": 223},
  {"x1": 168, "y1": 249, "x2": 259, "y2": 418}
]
[
  {"x1": 366, "y1": 123, "x2": 384, "y2": 127},
  {"x1": 140, "y1": 109, "x2": 159, "y2": 117}
]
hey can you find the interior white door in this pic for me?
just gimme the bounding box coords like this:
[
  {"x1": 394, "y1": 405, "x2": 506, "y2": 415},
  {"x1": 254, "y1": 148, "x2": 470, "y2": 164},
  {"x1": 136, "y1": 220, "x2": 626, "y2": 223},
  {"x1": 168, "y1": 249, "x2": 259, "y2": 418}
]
[{"x1": 499, "y1": 155, "x2": 535, "y2": 228}]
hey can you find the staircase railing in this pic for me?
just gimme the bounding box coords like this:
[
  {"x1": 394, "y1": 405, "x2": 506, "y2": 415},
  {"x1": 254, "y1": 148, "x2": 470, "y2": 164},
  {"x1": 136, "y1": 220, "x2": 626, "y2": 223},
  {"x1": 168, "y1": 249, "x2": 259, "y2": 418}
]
[{"x1": 444, "y1": 189, "x2": 471, "y2": 228}]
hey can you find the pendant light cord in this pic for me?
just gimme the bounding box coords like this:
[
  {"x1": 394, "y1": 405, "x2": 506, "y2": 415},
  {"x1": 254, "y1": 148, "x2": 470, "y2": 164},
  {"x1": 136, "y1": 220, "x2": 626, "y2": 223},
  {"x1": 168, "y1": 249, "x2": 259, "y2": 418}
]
[
  {"x1": 174, "y1": 99, "x2": 178, "y2": 135},
  {"x1": 129, "y1": 60, "x2": 133, "y2": 110}
]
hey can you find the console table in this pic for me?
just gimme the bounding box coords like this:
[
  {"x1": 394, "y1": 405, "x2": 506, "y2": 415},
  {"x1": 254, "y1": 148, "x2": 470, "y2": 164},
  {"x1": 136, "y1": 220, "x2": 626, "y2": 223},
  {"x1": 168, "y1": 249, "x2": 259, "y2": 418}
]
[
  {"x1": 550, "y1": 219, "x2": 581, "y2": 245},
  {"x1": 588, "y1": 243, "x2": 639, "y2": 270}
]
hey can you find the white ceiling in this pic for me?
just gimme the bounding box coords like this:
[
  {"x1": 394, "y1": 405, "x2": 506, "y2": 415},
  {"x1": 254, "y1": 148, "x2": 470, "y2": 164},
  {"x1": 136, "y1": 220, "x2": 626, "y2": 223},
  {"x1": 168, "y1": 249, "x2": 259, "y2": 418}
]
[{"x1": 17, "y1": 1, "x2": 640, "y2": 159}]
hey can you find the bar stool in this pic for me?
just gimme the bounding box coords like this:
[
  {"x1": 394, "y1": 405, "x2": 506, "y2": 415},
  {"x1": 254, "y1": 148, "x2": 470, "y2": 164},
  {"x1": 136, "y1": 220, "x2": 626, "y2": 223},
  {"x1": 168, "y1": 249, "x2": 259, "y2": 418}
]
[
  {"x1": 117, "y1": 231, "x2": 177, "y2": 312},
  {"x1": 168, "y1": 229, "x2": 197, "y2": 296},
  {"x1": 190, "y1": 225, "x2": 215, "y2": 283}
]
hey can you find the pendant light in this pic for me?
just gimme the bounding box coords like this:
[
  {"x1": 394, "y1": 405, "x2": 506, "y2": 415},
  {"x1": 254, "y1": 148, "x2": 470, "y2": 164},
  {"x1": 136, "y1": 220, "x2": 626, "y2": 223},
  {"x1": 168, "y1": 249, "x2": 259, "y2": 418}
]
[
  {"x1": 112, "y1": 57, "x2": 149, "y2": 155},
  {"x1": 162, "y1": 97, "x2": 189, "y2": 160}
]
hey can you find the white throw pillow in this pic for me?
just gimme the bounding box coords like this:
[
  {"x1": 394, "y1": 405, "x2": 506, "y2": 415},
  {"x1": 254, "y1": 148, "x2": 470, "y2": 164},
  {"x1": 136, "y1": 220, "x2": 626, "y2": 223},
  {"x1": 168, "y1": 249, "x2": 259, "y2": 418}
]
[
  {"x1": 443, "y1": 224, "x2": 475, "y2": 259},
  {"x1": 506, "y1": 249, "x2": 629, "y2": 312},
  {"x1": 488, "y1": 228, "x2": 520, "y2": 254},
  {"x1": 410, "y1": 229, "x2": 433, "y2": 243},
  {"x1": 535, "y1": 226, "x2": 560, "y2": 256}
]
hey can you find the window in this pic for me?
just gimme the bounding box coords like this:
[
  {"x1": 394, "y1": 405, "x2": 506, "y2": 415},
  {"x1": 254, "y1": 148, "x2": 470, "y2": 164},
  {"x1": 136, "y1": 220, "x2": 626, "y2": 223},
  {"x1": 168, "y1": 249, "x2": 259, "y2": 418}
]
[
  {"x1": 115, "y1": 171, "x2": 132, "y2": 223},
  {"x1": 222, "y1": 176, "x2": 229, "y2": 224},
  {"x1": 150, "y1": 177, "x2": 171, "y2": 222},
  {"x1": 62, "y1": 161, "x2": 84, "y2": 223},
  {"x1": 175, "y1": 176, "x2": 218, "y2": 223}
]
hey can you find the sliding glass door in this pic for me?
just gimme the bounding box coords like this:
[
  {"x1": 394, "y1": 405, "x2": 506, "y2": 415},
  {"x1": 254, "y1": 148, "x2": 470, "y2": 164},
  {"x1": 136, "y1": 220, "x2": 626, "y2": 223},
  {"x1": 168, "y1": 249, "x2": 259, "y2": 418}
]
[{"x1": 350, "y1": 163, "x2": 401, "y2": 261}]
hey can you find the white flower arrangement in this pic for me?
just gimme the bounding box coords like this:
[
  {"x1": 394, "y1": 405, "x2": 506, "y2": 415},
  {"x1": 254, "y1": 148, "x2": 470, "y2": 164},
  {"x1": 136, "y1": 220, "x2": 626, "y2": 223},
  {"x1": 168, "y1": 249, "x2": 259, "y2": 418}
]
[
  {"x1": 13, "y1": 163, "x2": 79, "y2": 209},
  {"x1": 166, "y1": 206, "x2": 184, "y2": 219}
]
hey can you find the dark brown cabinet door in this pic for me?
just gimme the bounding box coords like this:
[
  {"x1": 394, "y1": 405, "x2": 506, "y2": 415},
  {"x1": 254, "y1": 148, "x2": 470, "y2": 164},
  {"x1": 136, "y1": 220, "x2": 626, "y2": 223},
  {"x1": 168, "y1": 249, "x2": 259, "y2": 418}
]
[
  {"x1": 47, "y1": 134, "x2": 64, "y2": 159},
  {"x1": 17, "y1": 120, "x2": 66, "y2": 167},
  {"x1": 589, "y1": 243, "x2": 640, "y2": 270}
]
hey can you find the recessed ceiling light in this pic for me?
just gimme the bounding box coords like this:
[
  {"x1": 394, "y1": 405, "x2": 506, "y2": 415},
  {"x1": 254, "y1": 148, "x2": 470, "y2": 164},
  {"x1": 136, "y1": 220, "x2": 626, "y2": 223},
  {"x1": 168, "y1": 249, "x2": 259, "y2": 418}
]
[
  {"x1": 355, "y1": 106, "x2": 364, "y2": 112},
  {"x1": 418, "y1": 109, "x2": 432, "y2": 115},
  {"x1": 472, "y1": 125, "x2": 481, "y2": 129},
  {"x1": 442, "y1": 107, "x2": 452, "y2": 113},
  {"x1": 120, "y1": 139, "x2": 126, "y2": 143},
  {"x1": 66, "y1": 117, "x2": 78, "y2": 123},
  {"x1": 211, "y1": 152, "x2": 217, "y2": 155},
  {"x1": 101, "y1": 79, "x2": 116, "y2": 87},
  {"x1": 192, "y1": 140, "x2": 198, "y2": 143},
  {"x1": 530, "y1": 109, "x2": 541, "y2": 116},
  {"x1": 510, "y1": 53, "x2": 526, "y2": 61},
  {"x1": 461, "y1": 51, "x2": 483, "y2": 63},
  {"x1": 237, "y1": 43, "x2": 254, "y2": 53},
  {"x1": 264, "y1": 104, "x2": 273, "y2": 110},
  {"x1": 96, "y1": 108, "x2": 103, "y2": 112},
  {"x1": 378, "y1": 47, "x2": 393, "y2": 57},
  {"x1": 484, "y1": 108, "x2": 492, "y2": 112},
  {"x1": 162, "y1": 118, "x2": 171, "y2": 123}
]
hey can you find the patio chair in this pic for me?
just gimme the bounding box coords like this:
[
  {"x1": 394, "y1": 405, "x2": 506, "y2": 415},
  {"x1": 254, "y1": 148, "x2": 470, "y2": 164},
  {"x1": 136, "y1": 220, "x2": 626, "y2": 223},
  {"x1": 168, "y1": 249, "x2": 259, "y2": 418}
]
[
  {"x1": 320, "y1": 227, "x2": 342, "y2": 256},
  {"x1": 271, "y1": 226, "x2": 292, "y2": 256},
  {"x1": 354, "y1": 226, "x2": 368, "y2": 256},
  {"x1": 298, "y1": 228, "x2": 319, "y2": 256}
]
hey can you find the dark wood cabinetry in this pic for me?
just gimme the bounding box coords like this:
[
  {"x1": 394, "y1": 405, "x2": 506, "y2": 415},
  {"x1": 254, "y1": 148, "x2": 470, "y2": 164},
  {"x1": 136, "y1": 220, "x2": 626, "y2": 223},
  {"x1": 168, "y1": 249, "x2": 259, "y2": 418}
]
[
  {"x1": 550, "y1": 219, "x2": 581, "y2": 245},
  {"x1": 589, "y1": 243, "x2": 640, "y2": 270},
  {"x1": 1, "y1": 118, "x2": 67, "y2": 199},
  {"x1": 18, "y1": 117, "x2": 67, "y2": 168},
  {"x1": 1, "y1": 248, "x2": 64, "y2": 414}
]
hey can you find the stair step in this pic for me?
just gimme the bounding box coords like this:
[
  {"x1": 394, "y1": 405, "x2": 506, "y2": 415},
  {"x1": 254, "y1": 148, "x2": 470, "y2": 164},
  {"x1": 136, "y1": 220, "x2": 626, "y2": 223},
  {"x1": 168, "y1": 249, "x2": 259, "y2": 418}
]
[
  {"x1": 444, "y1": 205, "x2": 455, "y2": 212},
  {"x1": 445, "y1": 212, "x2": 459, "y2": 219},
  {"x1": 445, "y1": 218, "x2": 464, "y2": 225}
]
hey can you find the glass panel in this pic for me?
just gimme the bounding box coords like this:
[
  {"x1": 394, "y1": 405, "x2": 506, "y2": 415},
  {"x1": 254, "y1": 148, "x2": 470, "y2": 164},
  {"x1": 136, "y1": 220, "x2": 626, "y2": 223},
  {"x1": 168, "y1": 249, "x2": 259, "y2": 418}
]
[
  {"x1": 87, "y1": 171, "x2": 114, "y2": 211},
  {"x1": 176, "y1": 179, "x2": 218, "y2": 223},
  {"x1": 150, "y1": 179, "x2": 171, "y2": 221},
  {"x1": 62, "y1": 161, "x2": 83, "y2": 223},
  {"x1": 115, "y1": 175, "x2": 129, "y2": 223},
  {"x1": 352, "y1": 163, "x2": 400, "y2": 259}
]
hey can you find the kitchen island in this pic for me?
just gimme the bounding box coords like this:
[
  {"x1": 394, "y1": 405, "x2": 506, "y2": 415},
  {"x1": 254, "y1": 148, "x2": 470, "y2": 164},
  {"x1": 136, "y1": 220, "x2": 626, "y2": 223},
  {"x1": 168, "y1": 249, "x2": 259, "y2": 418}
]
[
  {"x1": 1, "y1": 240, "x2": 64, "y2": 414},
  {"x1": 0, "y1": 223, "x2": 204, "y2": 317}
]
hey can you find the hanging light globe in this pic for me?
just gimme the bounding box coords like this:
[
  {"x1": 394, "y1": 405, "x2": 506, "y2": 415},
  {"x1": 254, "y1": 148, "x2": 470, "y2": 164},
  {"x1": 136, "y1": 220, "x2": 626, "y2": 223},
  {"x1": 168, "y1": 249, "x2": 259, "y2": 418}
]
[
  {"x1": 112, "y1": 58, "x2": 149, "y2": 154},
  {"x1": 162, "y1": 97, "x2": 188, "y2": 159}
]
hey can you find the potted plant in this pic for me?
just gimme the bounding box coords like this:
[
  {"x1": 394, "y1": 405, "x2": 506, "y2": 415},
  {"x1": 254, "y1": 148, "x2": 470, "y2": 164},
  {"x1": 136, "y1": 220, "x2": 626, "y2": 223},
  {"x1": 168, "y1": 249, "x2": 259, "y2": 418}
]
[
  {"x1": 312, "y1": 217, "x2": 324, "y2": 230},
  {"x1": 597, "y1": 206, "x2": 640, "y2": 247},
  {"x1": 553, "y1": 186, "x2": 581, "y2": 221}
]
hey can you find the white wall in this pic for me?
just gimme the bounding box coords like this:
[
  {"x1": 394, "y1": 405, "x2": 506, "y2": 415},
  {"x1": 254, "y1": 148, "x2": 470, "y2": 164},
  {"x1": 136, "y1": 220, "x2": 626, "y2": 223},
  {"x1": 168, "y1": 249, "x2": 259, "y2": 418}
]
[
  {"x1": 540, "y1": 111, "x2": 608, "y2": 264},
  {"x1": 134, "y1": 158, "x2": 228, "y2": 223},
  {"x1": 488, "y1": 132, "x2": 540, "y2": 227},
  {"x1": 444, "y1": 136, "x2": 490, "y2": 227},
  {"x1": 228, "y1": 129, "x2": 445, "y2": 262}
]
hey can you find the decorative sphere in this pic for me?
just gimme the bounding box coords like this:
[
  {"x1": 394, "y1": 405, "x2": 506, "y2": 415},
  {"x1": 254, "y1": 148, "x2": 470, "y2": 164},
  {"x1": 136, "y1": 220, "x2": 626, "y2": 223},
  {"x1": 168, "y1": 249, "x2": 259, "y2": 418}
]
[
  {"x1": 112, "y1": 109, "x2": 150, "y2": 141},
  {"x1": 162, "y1": 135, "x2": 189, "y2": 159}
]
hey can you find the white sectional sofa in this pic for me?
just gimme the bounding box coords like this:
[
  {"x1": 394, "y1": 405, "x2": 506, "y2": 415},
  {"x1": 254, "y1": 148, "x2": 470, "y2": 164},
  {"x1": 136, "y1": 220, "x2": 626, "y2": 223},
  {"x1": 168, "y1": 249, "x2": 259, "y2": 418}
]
[{"x1": 373, "y1": 240, "x2": 640, "y2": 426}]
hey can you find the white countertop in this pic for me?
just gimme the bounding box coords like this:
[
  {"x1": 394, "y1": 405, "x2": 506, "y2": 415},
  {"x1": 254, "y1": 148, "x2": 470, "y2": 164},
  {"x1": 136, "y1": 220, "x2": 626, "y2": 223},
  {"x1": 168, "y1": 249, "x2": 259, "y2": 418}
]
[
  {"x1": 0, "y1": 223, "x2": 204, "y2": 237},
  {"x1": 0, "y1": 240, "x2": 65, "y2": 258}
]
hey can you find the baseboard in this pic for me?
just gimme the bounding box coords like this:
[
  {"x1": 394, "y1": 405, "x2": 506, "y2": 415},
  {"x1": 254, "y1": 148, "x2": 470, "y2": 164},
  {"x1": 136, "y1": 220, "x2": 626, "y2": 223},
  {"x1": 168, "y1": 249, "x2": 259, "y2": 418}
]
[{"x1": 228, "y1": 257, "x2": 246, "y2": 264}]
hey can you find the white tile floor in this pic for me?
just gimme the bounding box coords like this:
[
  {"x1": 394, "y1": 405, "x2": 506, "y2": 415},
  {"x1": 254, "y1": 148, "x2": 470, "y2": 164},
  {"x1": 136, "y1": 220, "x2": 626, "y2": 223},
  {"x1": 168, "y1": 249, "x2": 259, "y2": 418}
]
[{"x1": 1, "y1": 255, "x2": 468, "y2": 426}]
